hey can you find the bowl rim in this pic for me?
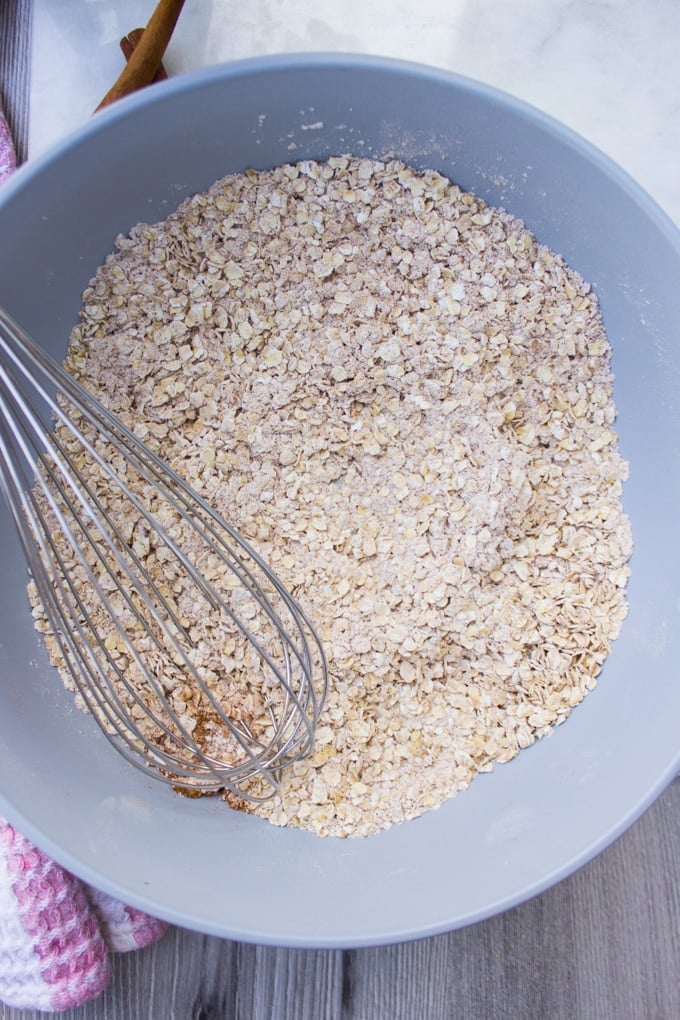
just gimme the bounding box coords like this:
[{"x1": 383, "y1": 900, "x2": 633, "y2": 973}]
[{"x1": 1, "y1": 50, "x2": 679, "y2": 947}]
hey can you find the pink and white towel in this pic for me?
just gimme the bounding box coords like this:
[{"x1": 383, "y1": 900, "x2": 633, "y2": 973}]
[
  {"x1": 0, "y1": 108, "x2": 168, "y2": 1014},
  {"x1": 0, "y1": 818, "x2": 167, "y2": 1012}
]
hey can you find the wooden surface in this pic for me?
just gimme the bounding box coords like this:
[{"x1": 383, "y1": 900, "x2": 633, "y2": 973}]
[{"x1": 1, "y1": 776, "x2": 679, "y2": 1018}]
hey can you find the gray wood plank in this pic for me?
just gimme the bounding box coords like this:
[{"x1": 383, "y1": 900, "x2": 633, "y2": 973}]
[
  {"x1": 345, "y1": 776, "x2": 680, "y2": 1020},
  {"x1": 2, "y1": 777, "x2": 680, "y2": 1019},
  {"x1": 235, "y1": 945, "x2": 343, "y2": 1020}
]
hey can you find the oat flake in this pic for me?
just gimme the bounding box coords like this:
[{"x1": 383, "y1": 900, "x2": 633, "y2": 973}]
[{"x1": 35, "y1": 157, "x2": 632, "y2": 838}]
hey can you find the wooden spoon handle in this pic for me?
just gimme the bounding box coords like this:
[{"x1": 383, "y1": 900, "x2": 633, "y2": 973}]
[{"x1": 95, "y1": 0, "x2": 186, "y2": 111}]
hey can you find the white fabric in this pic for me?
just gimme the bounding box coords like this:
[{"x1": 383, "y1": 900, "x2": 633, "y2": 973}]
[{"x1": 0, "y1": 841, "x2": 52, "y2": 1011}]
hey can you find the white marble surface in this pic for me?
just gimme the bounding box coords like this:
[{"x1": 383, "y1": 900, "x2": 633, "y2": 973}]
[{"x1": 30, "y1": 0, "x2": 680, "y2": 227}]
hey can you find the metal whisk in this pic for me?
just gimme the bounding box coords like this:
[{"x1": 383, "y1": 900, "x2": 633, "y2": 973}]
[{"x1": 0, "y1": 306, "x2": 327, "y2": 800}]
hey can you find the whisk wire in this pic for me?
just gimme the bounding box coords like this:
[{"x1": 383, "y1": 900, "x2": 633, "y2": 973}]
[
  {"x1": 2, "y1": 312, "x2": 322, "y2": 724},
  {"x1": 0, "y1": 379, "x2": 240, "y2": 788},
  {"x1": 0, "y1": 306, "x2": 327, "y2": 799}
]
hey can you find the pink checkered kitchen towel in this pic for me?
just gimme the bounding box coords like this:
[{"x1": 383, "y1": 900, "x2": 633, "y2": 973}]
[{"x1": 0, "y1": 104, "x2": 168, "y2": 1013}]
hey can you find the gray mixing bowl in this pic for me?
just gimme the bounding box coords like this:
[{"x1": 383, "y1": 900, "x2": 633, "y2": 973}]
[{"x1": 1, "y1": 54, "x2": 679, "y2": 947}]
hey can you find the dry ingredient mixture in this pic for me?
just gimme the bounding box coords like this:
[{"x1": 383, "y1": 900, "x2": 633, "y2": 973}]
[{"x1": 32, "y1": 156, "x2": 632, "y2": 838}]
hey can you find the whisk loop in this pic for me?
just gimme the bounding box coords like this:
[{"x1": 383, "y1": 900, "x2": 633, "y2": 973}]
[{"x1": 0, "y1": 306, "x2": 327, "y2": 800}]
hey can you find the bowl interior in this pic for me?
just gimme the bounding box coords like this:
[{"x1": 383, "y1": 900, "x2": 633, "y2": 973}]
[{"x1": 1, "y1": 54, "x2": 679, "y2": 947}]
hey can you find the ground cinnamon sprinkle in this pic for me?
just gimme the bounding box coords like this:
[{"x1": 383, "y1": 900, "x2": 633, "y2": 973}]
[{"x1": 32, "y1": 156, "x2": 632, "y2": 838}]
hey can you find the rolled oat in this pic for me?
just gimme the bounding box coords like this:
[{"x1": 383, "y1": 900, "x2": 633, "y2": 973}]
[{"x1": 32, "y1": 156, "x2": 632, "y2": 838}]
